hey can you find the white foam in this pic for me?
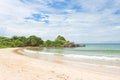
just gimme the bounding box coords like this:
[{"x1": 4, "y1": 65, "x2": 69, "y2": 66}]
[
  {"x1": 64, "y1": 54, "x2": 120, "y2": 61},
  {"x1": 23, "y1": 49, "x2": 120, "y2": 61},
  {"x1": 23, "y1": 49, "x2": 38, "y2": 54},
  {"x1": 23, "y1": 49, "x2": 55, "y2": 55},
  {"x1": 38, "y1": 52, "x2": 54, "y2": 55}
]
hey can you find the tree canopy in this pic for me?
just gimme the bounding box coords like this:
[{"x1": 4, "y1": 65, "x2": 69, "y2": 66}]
[
  {"x1": 0, "y1": 35, "x2": 79, "y2": 48},
  {"x1": 26, "y1": 36, "x2": 43, "y2": 46}
]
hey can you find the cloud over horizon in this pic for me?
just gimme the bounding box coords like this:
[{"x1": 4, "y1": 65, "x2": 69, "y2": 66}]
[{"x1": 0, "y1": 0, "x2": 120, "y2": 43}]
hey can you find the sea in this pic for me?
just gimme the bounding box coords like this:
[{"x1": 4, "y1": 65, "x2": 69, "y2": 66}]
[{"x1": 23, "y1": 43, "x2": 120, "y2": 67}]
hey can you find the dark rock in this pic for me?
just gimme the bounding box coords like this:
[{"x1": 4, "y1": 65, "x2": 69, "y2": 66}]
[{"x1": 63, "y1": 42, "x2": 85, "y2": 48}]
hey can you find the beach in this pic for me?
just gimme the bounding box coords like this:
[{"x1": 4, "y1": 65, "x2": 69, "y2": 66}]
[{"x1": 0, "y1": 48, "x2": 120, "y2": 80}]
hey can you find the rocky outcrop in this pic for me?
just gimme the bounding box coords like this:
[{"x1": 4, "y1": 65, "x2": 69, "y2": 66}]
[{"x1": 63, "y1": 42, "x2": 85, "y2": 48}]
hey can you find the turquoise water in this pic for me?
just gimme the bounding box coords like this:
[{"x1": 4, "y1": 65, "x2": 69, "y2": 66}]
[
  {"x1": 40, "y1": 43, "x2": 120, "y2": 60},
  {"x1": 23, "y1": 43, "x2": 120, "y2": 66}
]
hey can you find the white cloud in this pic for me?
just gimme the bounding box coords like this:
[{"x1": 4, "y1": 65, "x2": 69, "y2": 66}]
[
  {"x1": 115, "y1": 26, "x2": 120, "y2": 29},
  {"x1": 0, "y1": 0, "x2": 120, "y2": 43}
]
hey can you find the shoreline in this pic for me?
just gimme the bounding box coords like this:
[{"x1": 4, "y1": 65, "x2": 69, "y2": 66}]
[
  {"x1": 0, "y1": 48, "x2": 120, "y2": 80},
  {"x1": 20, "y1": 48, "x2": 120, "y2": 75},
  {"x1": 22, "y1": 48, "x2": 120, "y2": 67}
]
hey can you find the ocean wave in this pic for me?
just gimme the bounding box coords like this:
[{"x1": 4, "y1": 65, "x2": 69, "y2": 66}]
[
  {"x1": 23, "y1": 49, "x2": 55, "y2": 55},
  {"x1": 23, "y1": 49, "x2": 120, "y2": 61},
  {"x1": 64, "y1": 54, "x2": 120, "y2": 61},
  {"x1": 23, "y1": 49, "x2": 38, "y2": 54}
]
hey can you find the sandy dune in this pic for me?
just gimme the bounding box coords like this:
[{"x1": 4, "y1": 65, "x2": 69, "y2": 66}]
[{"x1": 0, "y1": 48, "x2": 119, "y2": 80}]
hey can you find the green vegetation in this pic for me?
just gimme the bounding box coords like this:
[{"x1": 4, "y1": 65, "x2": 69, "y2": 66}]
[
  {"x1": 26, "y1": 36, "x2": 43, "y2": 46},
  {"x1": 44, "y1": 35, "x2": 69, "y2": 47},
  {"x1": 0, "y1": 35, "x2": 79, "y2": 48}
]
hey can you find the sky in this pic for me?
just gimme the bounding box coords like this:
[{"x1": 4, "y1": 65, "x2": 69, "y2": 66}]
[{"x1": 0, "y1": 0, "x2": 120, "y2": 43}]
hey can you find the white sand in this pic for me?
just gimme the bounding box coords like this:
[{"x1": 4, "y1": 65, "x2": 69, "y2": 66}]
[{"x1": 0, "y1": 48, "x2": 120, "y2": 80}]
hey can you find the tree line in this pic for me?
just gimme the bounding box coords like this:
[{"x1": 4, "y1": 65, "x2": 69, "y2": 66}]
[{"x1": 0, "y1": 35, "x2": 72, "y2": 48}]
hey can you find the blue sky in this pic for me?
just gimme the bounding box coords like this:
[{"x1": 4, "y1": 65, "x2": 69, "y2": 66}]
[{"x1": 0, "y1": 0, "x2": 120, "y2": 43}]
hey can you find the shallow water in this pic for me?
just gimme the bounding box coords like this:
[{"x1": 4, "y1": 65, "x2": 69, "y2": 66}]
[{"x1": 23, "y1": 43, "x2": 120, "y2": 67}]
